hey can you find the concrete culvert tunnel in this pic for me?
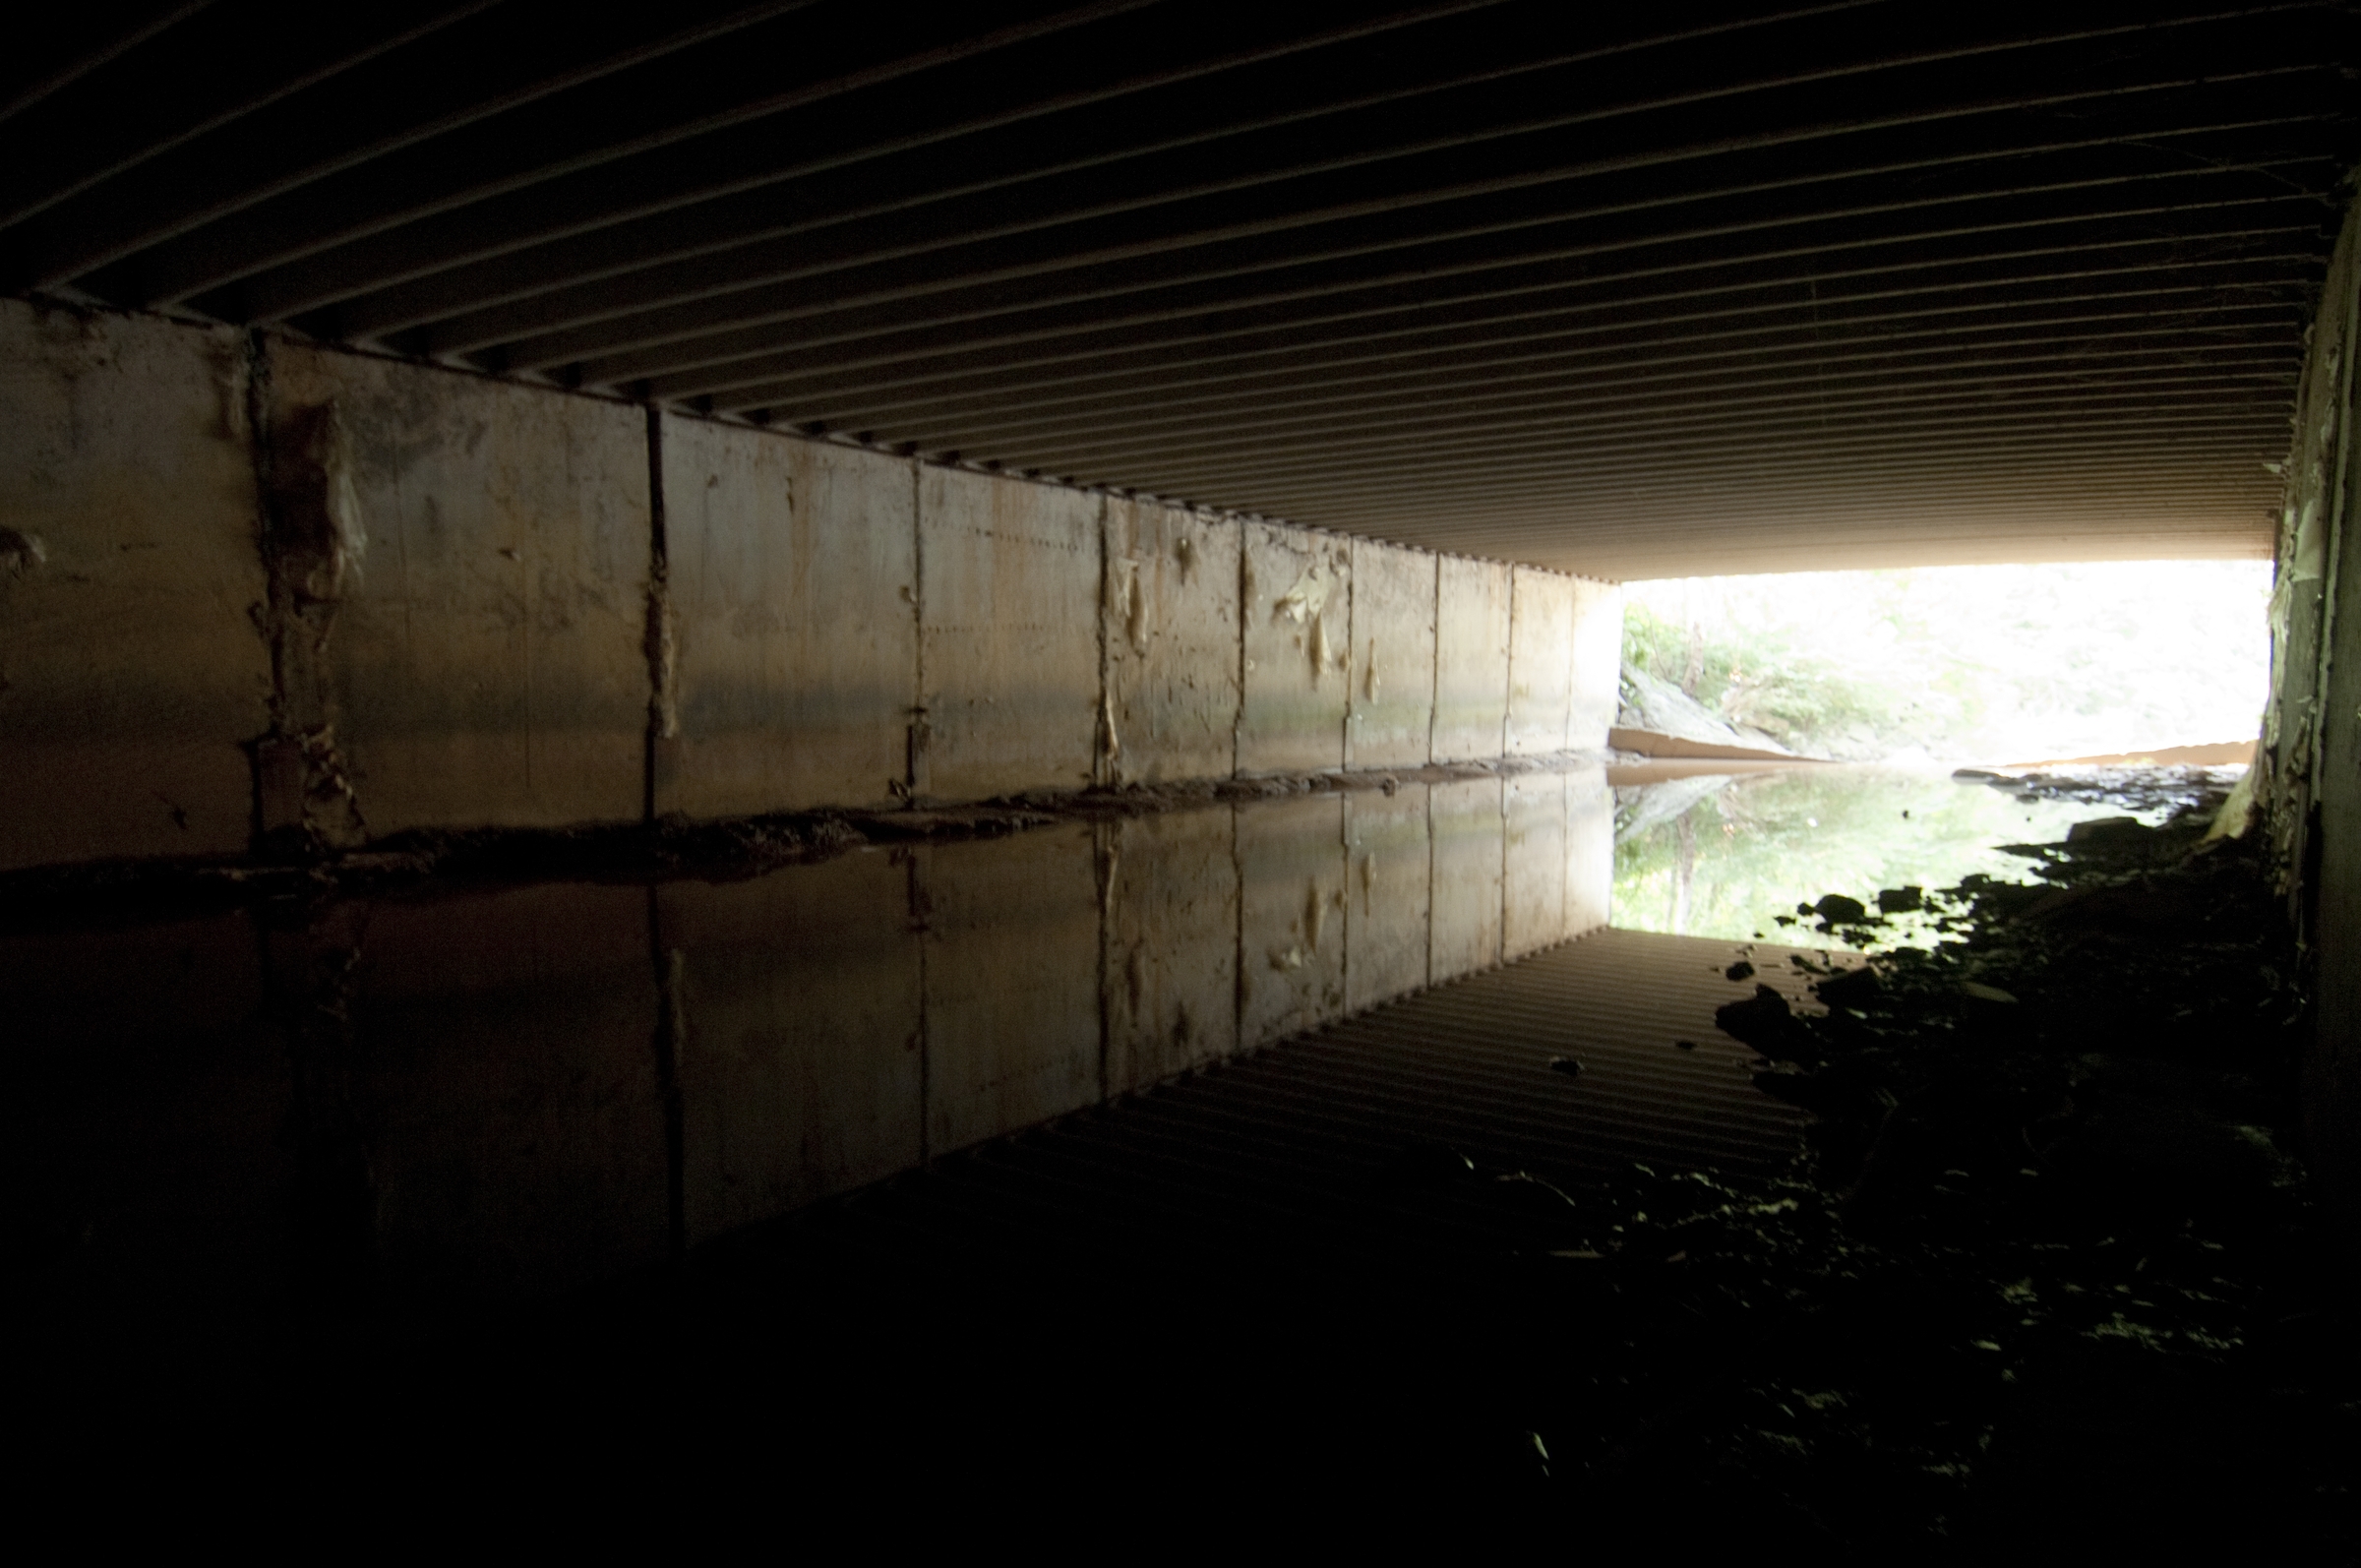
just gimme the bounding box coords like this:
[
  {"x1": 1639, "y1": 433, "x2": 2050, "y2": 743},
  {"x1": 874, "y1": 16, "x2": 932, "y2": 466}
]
[{"x1": 4, "y1": 1, "x2": 2359, "y2": 1540}]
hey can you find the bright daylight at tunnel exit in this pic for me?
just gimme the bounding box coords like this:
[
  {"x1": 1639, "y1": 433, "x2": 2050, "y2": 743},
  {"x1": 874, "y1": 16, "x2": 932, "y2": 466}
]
[{"x1": 2, "y1": 2, "x2": 2356, "y2": 1547}]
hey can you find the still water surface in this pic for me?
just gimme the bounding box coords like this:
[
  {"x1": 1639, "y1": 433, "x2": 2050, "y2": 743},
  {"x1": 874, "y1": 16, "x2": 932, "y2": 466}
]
[
  {"x1": 1610, "y1": 764, "x2": 2200, "y2": 942},
  {"x1": 7, "y1": 763, "x2": 2161, "y2": 1331}
]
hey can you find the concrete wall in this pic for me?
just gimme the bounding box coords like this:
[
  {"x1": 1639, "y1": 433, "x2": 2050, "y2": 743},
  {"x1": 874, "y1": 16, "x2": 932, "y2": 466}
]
[
  {"x1": 0, "y1": 301, "x2": 1620, "y2": 868},
  {"x1": 0, "y1": 304, "x2": 268, "y2": 869},
  {"x1": 1103, "y1": 499, "x2": 1240, "y2": 784},
  {"x1": 657, "y1": 417, "x2": 915, "y2": 815},
  {"x1": 1347, "y1": 538, "x2": 1438, "y2": 769},
  {"x1": 2260, "y1": 196, "x2": 2361, "y2": 1239},
  {"x1": 270, "y1": 341, "x2": 652, "y2": 836},
  {"x1": 1507, "y1": 566, "x2": 1577, "y2": 755},
  {"x1": 919, "y1": 467, "x2": 1102, "y2": 802},
  {"x1": 1433, "y1": 556, "x2": 1512, "y2": 762},
  {"x1": 1240, "y1": 521, "x2": 1351, "y2": 774}
]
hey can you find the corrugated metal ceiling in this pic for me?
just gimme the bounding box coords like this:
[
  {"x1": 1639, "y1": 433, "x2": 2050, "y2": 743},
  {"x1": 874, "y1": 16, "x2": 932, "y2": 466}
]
[{"x1": 7, "y1": 1, "x2": 2355, "y2": 576}]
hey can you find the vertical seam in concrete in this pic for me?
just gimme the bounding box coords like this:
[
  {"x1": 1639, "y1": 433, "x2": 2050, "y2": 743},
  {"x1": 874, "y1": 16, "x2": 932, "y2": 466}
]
[
  {"x1": 1561, "y1": 569, "x2": 1579, "y2": 754},
  {"x1": 908, "y1": 459, "x2": 925, "y2": 805},
  {"x1": 1503, "y1": 568, "x2": 1520, "y2": 759},
  {"x1": 1232, "y1": 801, "x2": 1248, "y2": 1051},
  {"x1": 242, "y1": 330, "x2": 277, "y2": 849},
  {"x1": 1233, "y1": 521, "x2": 1248, "y2": 780},
  {"x1": 1339, "y1": 793, "x2": 1352, "y2": 1013},
  {"x1": 1096, "y1": 820, "x2": 1113, "y2": 1103},
  {"x1": 912, "y1": 848, "x2": 932, "y2": 1162},
  {"x1": 1425, "y1": 552, "x2": 1441, "y2": 767},
  {"x1": 641, "y1": 406, "x2": 671, "y2": 824},
  {"x1": 1344, "y1": 539, "x2": 1359, "y2": 771},
  {"x1": 1096, "y1": 493, "x2": 1113, "y2": 789},
  {"x1": 1094, "y1": 493, "x2": 1116, "y2": 1095},
  {"x1": 1417, "y1": 764, "x2": 1435, "y2": 987},
  {"x1": 646, "y1": 884, "x2": 687, "y2": 1262}
]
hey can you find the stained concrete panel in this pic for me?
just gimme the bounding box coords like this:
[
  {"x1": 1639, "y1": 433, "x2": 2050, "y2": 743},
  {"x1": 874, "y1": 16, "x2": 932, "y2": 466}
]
[
  {"x1": 1570, "y1": 578, "x2": 1624, "y2": 753},
  {"x1": 1508, "y1": 567, "x2": 1577, "y2": 755},
  {"x1": 1429, "y1": 776, "x2": 1505, "y2": 982},
  {"x1": 359, "y1": 883, "x2": 668, "y2": 1298},
  {"x1": 1432, "y1": 556, "x2": 1511, "y2": 762},
  {"x1": 270, "y1": 346, "x2": 649, "y2": 834},
  {"x1": 660, "y1": 852, "x2": 924, "y2": 1245},
  {"x1": 1240, "y1": 522, "x2": 1350, "y2": 773},
  {"x1": 1346, "y1": 785, "x2": 1432, "y2": 1012},
  {"x1": 1504, "y1": 772, "x2": 1569, "y2": 958},
  {"x1": 1104, "y1": 500, "x2": 1240, "y2": 784},
  {"x1": 659, "y1": 419, "x2": 914, "y2": 815},
  {"x1": 0, "y1": 300, "x2": 269, "y2": 869},
  {"x1": 921, "y1": 825, "x2": 1103, "y2": 1154},
  {"x1": 1239, "y1": 794, "x2": 1350, "y2": 1047},
  {"x1": 1347, "y1": 539, "x2": 1438, "y2": 769},
  {"x1": 1566, "y1": 764, "x2": 1614, "y2": 936},
  {"x1": 1104, "y1": 807, "x2": 1240, "y2": 1094},
  {"x1": 920, "y1": 467, "x2": 1100, "y2": 801}
]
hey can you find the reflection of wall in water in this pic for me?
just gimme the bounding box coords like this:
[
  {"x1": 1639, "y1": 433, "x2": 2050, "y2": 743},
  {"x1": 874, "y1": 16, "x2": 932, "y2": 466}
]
[
  {"x1": 1, "y1": 775, "x2": 1611, "y2": 1311},
  {"x1": 918, "y1": 827, "x2": 1105, "y2": 1157},
  {"x1": 1428, "y1": 776, "x2": 1508, "y2": 982},
  {"x1": 659, "y1": 854, "x2": 924, "y2": 1248},
  {"x1": 1347, "y1": 786, "x2": 1433, "y2": 1011},
  {"x1": 1103, "y1": 808, "x2": 1240, "y2": 1094}
]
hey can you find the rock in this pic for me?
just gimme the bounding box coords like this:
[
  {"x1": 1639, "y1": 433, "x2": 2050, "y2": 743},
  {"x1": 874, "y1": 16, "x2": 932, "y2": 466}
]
[
  {"x1": 1617, "y1": 663, "x2": 1796, "y2": 754},
  {"x1": 1815, "y1": 966, "x2": 1883, "y2": 1009},
  {"x1": 1548, "y1": 1055, "x2": 1585, "y2": 1077},
  {"x1": 1726, "y1": 959, "x2": 1756, "y2": 981},
  {"x1": 1814, "y1": 894, "x2": 1870, "y2": 925},
  {"x1": 1716, "y1": 984, "x2": 1818, "y2": 1062},
  {"x1": 2066, "y1": 815, "x2": 2149, "y2": 844},
  {"x1": 1877, "y1": 886, "x2": 1923, "y2": 914}
]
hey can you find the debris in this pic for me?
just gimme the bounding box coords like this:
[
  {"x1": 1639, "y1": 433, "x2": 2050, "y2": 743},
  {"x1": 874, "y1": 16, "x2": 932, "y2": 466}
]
[
  {"x1": 1725, "y1": 959, "x2": 1756, "y2": 981},
  {"x1": 1548, "y1": 1055, "x2": 1585, "y2": 1077}
]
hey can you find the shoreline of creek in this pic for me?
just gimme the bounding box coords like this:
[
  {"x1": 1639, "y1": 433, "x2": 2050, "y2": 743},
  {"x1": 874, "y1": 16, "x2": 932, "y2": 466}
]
[
  {"x1": 1473, "y1": 775, "x2": 2356, "y2": 1548},
  {"x1": 0, "y1": 750, "x2": 1625, "y2": 935}
]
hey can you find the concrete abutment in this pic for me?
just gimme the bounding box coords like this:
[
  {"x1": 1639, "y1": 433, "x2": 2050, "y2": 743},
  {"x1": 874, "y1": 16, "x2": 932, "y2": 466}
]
[{"x1": 0, "y1": 299, "x2": 1621, "y2": 872}]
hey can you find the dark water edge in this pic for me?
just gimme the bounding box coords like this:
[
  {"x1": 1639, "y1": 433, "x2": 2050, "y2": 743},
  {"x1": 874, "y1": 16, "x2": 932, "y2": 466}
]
[{"x1": 6, "y1": 766, "x2": 2354, "y2": 1547}]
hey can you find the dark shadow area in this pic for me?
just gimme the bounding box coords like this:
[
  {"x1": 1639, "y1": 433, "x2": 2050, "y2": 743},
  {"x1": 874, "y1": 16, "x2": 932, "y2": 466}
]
[{"x1": 6, "y1": 772, "x2": 2352, "y2": 1548}]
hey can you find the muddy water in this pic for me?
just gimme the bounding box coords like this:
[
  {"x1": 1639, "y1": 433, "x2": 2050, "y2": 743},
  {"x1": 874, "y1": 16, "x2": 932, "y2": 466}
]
[{"x1": 4, "y1": 770, "x2": 1623, "y2": 1324}]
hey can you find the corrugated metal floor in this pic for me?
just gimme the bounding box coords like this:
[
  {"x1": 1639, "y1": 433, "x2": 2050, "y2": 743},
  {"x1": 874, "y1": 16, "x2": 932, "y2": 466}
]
[{"x1": 738, "y1": 926, "x2": 1825, "y2": 1283}]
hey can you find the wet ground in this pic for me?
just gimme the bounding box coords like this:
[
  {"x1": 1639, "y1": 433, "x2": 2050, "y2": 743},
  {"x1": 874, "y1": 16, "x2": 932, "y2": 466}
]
[{"x1": 4, "y1": 763, "x2": 2354, "y2": 1542}]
